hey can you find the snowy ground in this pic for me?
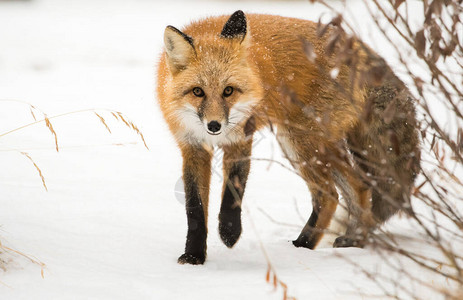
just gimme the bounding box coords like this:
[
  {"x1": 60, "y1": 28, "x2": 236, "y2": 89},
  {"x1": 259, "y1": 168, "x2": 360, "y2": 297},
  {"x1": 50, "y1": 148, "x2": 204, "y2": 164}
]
[{"x1": 0, "y1": 0, "x2": 456, "y2": 299}]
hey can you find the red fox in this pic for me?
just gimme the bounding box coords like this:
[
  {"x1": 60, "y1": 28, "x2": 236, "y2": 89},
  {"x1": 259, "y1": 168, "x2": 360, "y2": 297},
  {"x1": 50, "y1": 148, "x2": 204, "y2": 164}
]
[{"x1": 157, "y1": 11, "x2": 420, "y2": 264}]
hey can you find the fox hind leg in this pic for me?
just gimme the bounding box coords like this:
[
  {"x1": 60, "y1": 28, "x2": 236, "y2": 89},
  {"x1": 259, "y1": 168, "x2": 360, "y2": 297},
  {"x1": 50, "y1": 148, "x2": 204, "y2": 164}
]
[
  {"x1": 282, "y1": 130, "x2": 340, "y2": 250},
  {"x1": 332, "y1": 169, "x2": 373, "y2": 248},
  {"x1": 293, "y1": 175, "x2": 339, "y2": 249}
]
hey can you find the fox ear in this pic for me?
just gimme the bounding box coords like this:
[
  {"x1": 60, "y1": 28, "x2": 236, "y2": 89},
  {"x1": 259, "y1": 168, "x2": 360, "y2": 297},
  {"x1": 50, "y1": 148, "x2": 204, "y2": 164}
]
[
  {"x1": 164, "y1": 26, "x2": 195, "y2": 72},
  {"x1": 220, "y1": 10, "x2": 247, "y2": 42}
]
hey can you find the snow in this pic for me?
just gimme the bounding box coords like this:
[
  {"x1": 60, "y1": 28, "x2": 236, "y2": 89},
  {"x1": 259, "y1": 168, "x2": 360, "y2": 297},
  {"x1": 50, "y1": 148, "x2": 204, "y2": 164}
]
[{"x1": 0, "y1": 0, "x2": 457, "y2": 299}]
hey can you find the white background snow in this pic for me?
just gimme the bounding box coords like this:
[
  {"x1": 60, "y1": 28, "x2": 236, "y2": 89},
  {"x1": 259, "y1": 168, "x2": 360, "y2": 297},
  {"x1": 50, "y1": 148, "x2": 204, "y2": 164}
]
[{"x1": 0, "y1": 0, "x2": 455, "y2": 299}]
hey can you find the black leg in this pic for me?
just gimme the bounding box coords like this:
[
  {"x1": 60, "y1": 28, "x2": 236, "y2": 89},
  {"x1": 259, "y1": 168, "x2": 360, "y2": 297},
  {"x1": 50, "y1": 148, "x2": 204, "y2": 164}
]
[
  {"x1": 178, "y1": 174, "x2": 207, "y2": 264},
  {"x1": 292, "y1": 180, "x2": 338, "y2": 250},
  {"x1": 178, "y1": 145, "x2": 212, "y2": 265},
  {"x1": 219, "y1": 140, "x2": 252, "y2": 248},
  {"x1": 293, "y1": 205, "x2": 319, "y2": 249},
  {"x1": 293, "y1": 188, "x2": 324, "y2": 249}
]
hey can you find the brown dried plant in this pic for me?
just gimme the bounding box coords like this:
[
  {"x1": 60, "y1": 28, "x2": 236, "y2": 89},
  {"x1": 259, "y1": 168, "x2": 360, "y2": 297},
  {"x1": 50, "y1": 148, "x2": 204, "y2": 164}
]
[
  {"x1": 0, "y1": 240, "x2": 46, "y2": 279},
  {"x1": 0, "y1": 99, "x2": 148, "y2": 274},
  {"x1": 0, "y1": 100, "x2": 149, "y2": 190}
]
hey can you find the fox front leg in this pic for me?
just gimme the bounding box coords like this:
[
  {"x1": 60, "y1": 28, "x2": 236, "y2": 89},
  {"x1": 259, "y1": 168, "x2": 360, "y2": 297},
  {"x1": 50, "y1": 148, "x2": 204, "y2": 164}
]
[
  {"x1": 178, "y1": 144, "x2": 212, "y2": 265},
  {"x1": 219, "y1": 139, "x2": 252, "y2": 248}
]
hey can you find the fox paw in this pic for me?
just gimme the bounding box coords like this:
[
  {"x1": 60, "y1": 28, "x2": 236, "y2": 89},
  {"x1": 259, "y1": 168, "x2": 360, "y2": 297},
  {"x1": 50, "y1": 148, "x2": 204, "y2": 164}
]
[
  {"x1": 333, "y1": 236, "x2": 365, "y2": 248},
  {"x1": 219, "y1": 214, "x2": 242, "y2": 248},
  {"x1": 292, "y1": 238, "x2": 316, "y2": 249},
  {"x1": 177, "y1": 253, "x2": 205, "y2": 265}
]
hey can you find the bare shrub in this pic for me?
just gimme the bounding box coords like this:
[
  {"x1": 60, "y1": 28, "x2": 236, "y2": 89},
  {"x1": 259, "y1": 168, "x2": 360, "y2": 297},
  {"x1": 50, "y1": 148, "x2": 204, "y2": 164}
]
[{"x1": 302, "y1": 0, "x2": 463, "y2": 298}]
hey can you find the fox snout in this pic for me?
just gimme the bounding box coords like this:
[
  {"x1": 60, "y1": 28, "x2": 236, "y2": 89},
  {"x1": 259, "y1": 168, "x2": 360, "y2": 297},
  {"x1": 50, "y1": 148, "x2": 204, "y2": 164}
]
[
  {"x1": 206, "y1": 120, "x2": 222, "y2": 134},
  {"x1": 198, "y1": 99, "x2": 228, "y2": 135},
  {"x1": 203, "y1": 117, "x2": 226, "y2": 135}
]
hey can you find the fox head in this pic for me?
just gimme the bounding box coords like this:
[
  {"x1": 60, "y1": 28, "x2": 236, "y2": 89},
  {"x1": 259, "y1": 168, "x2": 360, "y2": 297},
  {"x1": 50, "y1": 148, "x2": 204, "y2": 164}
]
[{"x1": 161, "y1": 10, "x2": 263, "y2": 146}]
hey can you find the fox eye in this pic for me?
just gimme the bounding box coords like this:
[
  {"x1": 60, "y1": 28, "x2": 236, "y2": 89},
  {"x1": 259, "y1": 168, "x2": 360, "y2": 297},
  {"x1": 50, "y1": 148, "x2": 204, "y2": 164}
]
[
  {"x1": 192, "y1": 87, "x2": 205, "y2": 97},
  {"x1": 223, "y1": 86, "x2": 234, "y2": 97}
]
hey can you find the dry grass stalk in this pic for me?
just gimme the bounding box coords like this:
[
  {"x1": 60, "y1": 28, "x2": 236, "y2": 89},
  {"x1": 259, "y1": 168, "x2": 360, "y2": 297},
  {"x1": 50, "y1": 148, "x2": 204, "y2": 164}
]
[
  {"x1": 0, "y1": 100, "x2": 149, "y2": 190},
  {"x1": 265, "y1": 262, "x2": 296, "y2": 300},
  {"x1": 0, "y1": 100, "x2": 147, "y2": 278},
  {"x1": 0, "y1": 101, "x2": 148, "y2": 151},
  {"x1": 94, "y1": 112, "x2": 112, "y2": 134},
  {"x1": 19, "y1": 151, "x2": 48, "y2": 191},
  {"x1": 111, "y1": 111, "x2": 149, "y2": 149},
  {"x1": 0, "y1": 240, "x2": 46, "y2": 278},
  {"x1": 44, "y1": 114, "x2": 59, "y2": 152}
]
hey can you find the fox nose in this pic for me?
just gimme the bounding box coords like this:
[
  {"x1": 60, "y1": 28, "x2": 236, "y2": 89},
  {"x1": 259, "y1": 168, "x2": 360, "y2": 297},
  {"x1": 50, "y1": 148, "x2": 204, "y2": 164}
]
[{"x1": 207, "y1": 121, "x2": 222, "y2": 133}]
